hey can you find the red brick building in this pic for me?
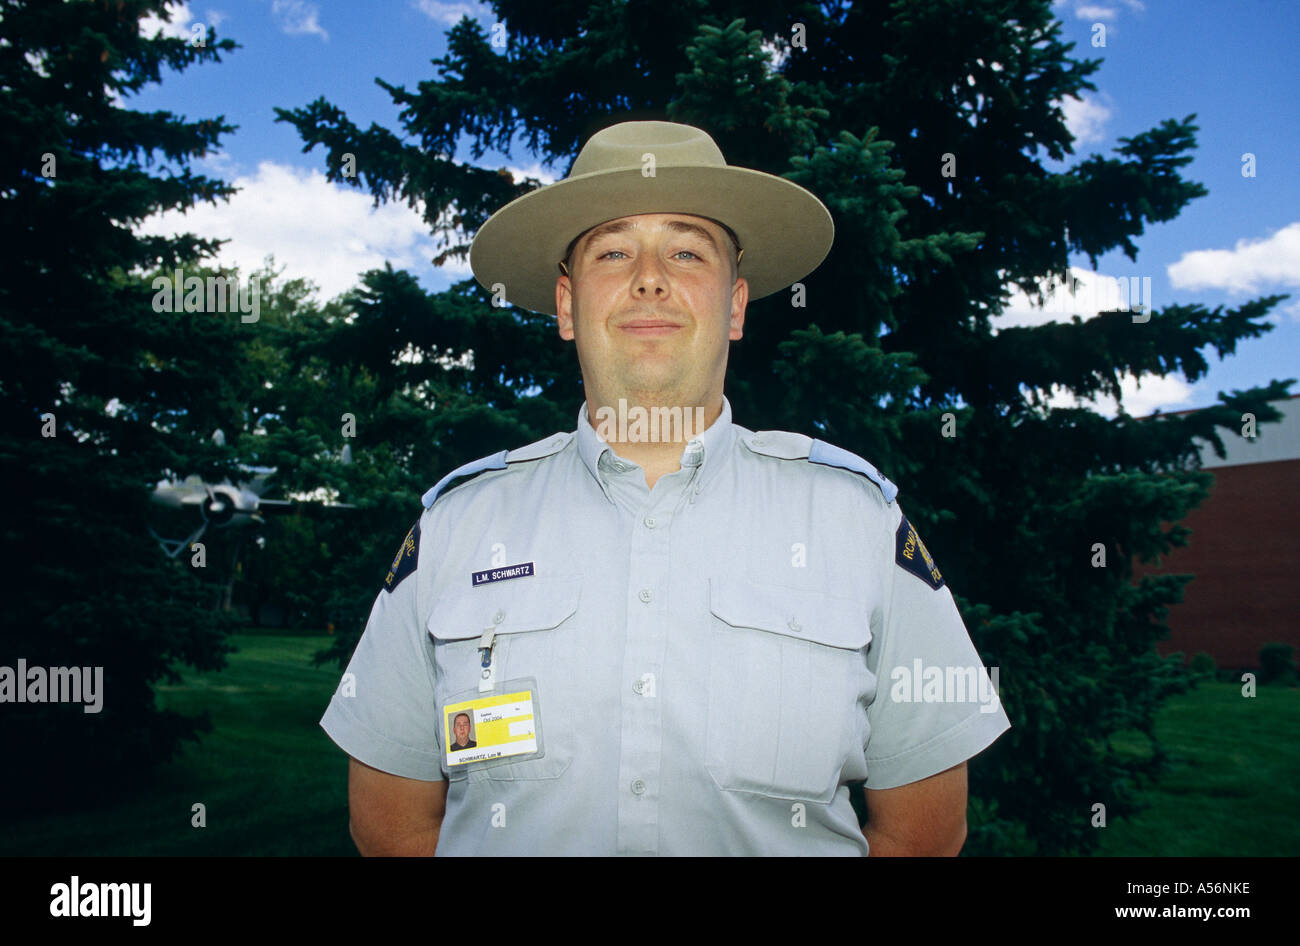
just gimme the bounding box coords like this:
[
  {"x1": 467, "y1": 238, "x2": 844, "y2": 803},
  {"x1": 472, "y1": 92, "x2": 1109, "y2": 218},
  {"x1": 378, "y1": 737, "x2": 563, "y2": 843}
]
[{"x1": 1133, "y1": 395, "x2": 1300, "y2": 669}]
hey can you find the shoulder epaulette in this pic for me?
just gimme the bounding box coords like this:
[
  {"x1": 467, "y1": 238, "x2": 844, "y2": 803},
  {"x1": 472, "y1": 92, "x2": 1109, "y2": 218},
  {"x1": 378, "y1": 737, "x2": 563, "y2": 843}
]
[
  {"x1": 420, "y1": 432, "x2": 573, "y2": 509},
  {"x1": 421, "y1": 451, "x2": 507, "y2": 509},
  {"x1": 808, "y1": 438, "x2": 898, "y2": 503},
  {"x1": 740, "y1": 429, "x2": 813, "y2": 460},
  {"x1": 740, "y1": 430, "x2": 898, "y2": 504},
  {"x1": 506, "y1": 431, "x2": 573, "y2": 463}
]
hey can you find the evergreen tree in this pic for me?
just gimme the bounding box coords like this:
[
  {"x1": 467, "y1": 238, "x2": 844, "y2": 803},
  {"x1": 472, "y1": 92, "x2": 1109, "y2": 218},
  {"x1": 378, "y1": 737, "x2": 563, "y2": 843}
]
[
  {"x1": 0, "y1": 0, "x2": 247, "y2": 808},
  {"x1": 275, "y1": 0, "x2": 1291, "y2": 853}
]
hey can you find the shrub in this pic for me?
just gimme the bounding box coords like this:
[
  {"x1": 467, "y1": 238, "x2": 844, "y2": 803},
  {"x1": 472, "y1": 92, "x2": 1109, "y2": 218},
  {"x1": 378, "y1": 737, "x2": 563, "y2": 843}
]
[{"x1": 1259, "y1": 643, "x2": 1296, "y2": 686}]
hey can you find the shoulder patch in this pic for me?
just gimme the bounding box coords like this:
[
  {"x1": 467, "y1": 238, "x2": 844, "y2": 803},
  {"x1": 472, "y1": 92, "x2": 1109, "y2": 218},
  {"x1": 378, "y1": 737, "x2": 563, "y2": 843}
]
[
  {"x1": 895, "y1": 515, "x2": 944, "y2": 590},
  {"x1": 421, "y1": 451, "x2": 509, "y2": 509},
  {"x1": 383, "y1": 519, "x2": 420, "y2": 594},
  {"x1": 808, "y1": 438, "x2": 899, "y2": 504}
]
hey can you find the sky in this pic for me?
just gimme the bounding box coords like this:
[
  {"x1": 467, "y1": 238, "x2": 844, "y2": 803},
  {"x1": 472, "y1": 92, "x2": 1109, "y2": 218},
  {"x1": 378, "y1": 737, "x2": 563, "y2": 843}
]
[{"x1": 127, "y1": 0, "x2": 1299, "y2": 417}]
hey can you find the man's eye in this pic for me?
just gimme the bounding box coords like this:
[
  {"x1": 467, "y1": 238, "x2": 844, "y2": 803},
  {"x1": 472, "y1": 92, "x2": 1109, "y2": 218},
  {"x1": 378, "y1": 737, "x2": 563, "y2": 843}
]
[
  {"x1": 673, "y1": 250, "x2": 700, "y2": 260},
  {"x1": 598, "y1": 250, "x2": 628, "y2": 260}
]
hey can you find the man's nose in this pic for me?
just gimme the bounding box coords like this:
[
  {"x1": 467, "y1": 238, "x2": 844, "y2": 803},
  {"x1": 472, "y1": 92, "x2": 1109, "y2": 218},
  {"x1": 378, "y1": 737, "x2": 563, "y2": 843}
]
[{"x1": 631, "y1": 251, "x2": 669, "y2": 298}]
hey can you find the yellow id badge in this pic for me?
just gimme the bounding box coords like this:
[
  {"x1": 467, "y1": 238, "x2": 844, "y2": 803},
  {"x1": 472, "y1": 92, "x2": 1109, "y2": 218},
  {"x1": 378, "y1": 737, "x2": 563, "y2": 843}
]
[{"x1": 442, "y1": 677, "x2": 546, "y2": 769}]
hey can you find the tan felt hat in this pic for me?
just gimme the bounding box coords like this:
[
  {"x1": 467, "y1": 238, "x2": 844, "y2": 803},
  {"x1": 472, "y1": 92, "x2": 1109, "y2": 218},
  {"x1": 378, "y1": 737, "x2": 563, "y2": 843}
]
[{"x1": 468, "y1": 120, "x2": 834, "y2": 315}]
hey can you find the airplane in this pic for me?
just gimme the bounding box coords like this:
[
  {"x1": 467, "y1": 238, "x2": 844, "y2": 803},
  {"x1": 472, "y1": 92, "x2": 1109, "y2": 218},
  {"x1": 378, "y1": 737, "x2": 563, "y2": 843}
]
[
  {"x1": 148, "y1": 473, "x2": 298, "y2": 558},
  {"x1": 148, "y1": 436, "x2": 355, "y2": 558}
]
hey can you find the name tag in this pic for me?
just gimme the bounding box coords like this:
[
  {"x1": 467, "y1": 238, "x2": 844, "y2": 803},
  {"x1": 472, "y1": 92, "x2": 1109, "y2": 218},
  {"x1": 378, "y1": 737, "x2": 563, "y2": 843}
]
[{"x1": 471, "y1": 562, "x2": 535, "y2": 585}]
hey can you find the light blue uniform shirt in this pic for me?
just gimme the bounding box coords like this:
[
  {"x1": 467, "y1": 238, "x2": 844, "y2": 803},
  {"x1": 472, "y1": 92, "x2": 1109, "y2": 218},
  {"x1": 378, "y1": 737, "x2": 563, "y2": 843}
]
[{"x1": 321, "y1": 396, "x2": 1010, "y2": 855}]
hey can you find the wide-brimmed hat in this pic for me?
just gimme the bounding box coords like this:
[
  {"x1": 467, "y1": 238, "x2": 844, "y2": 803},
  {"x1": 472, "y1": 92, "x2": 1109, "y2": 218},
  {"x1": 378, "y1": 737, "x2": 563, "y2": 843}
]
[{"x1": 469, "y1": 120, "x2": 834, "y2": 316}]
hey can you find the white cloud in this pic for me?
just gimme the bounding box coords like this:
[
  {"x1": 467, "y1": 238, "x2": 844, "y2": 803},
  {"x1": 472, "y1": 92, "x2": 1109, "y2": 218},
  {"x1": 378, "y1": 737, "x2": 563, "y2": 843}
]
[
  {"x1": 1167, "y1": 221, "x2": 1300, "y2": 294},
  {"x1": 139, "y1": 2, "x2": 196, "y2": 40},
  {"x1": 413, "y1": 0, "x2": 491, "y2": 26},
  {"x1": 1075, "y1": 5, "x2": 1118, "y2": 21},
  {"x1": 1060, "y1": 93, "x2": 1112, "y2": 146},
  {"x1": 196, "y1": 150, "x2": 238, "y2": 176},
  {"x1": 996, "y1": 267, "x2": 1147, "y2": 329},
  {"x1": 138, "y1": 1, "x2": 225, "y2": 41},
  {"x1": 137, "y1": 160, "x2": 443, "y2": 301},
  {"x1": 272, "y1": 0, "x2": 328, "y2": 41},
  {"x1": 503, "y1": 162, "x2": 559, "y2": 187},
  {"x1": 1060, "y1": 0, "x2": 1143, "y2": 19},
  {"x1": 1042, "y1": 373, "x2": 1194, "y2": 418}
]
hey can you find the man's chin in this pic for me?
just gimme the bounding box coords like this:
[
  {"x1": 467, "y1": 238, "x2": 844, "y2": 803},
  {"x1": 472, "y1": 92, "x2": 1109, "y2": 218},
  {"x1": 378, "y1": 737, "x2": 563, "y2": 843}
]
[
  {"x1": 614, "y1": 383, "x2": 692, "y2": 408},
  {"x1": 613, "y1": 362, "x2": 692, "y2": 395}
]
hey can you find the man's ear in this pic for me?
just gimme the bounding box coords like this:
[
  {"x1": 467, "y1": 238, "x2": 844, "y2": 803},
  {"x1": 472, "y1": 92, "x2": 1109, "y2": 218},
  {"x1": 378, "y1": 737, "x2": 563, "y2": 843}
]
[
  {"x1": 729, "y1": 276, "x2": 748, "y2": 341},
  {"x1": 556, "y1": 274, "x2": 575, "y2": 340}
]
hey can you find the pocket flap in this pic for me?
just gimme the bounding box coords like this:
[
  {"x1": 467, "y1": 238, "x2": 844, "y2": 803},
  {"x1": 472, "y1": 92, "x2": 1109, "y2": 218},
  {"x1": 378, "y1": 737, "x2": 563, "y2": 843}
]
[
  {"x1": 708, "y1": 578, "x2": 869, "y2": 650},
  {"x1": 428, "y1": 577, "x2": 581, "y2": 641}
]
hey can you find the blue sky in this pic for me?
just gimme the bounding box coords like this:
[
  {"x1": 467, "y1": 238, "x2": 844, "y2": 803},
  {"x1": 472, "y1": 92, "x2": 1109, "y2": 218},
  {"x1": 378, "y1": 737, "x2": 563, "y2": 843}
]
[{"x1": 130, "y1": 0, "x2": 1298, "y2": 416}]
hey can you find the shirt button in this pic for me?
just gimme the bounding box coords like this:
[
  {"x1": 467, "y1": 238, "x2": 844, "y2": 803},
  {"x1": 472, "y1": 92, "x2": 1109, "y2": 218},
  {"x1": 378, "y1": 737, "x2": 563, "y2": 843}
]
[
  {"x1": 638, "y1": 589, "x2": 653, "y2": 603},
  {"x1": 630, "y1": 779, "x2": 647, "y2": 795},
  {"x1": 493, "y1": 610, "x2": 505, "y2": 624},
  {"x1": 643, "y1": 516, "x2": 656, "y2": 529},
  {"x1": 788, "y1": 618, "x2": 801, "y2": 633},
  {"x1": 632, "y1": 678, "x2": 645, "y2": 694}
]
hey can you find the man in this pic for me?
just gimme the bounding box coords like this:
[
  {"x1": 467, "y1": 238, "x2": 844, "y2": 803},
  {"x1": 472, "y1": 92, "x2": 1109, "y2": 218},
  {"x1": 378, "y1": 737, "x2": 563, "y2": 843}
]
[
  {"x1": 449, "y1": 712, "x2": 475, "y2": 751},
  {"x1": 321, "y1": 120, "x2": 1010, "y2": 856}
]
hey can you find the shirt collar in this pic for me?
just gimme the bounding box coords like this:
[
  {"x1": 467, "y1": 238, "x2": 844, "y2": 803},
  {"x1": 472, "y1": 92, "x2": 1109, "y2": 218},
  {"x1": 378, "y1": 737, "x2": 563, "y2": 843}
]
[{"x1": 576, "y1": 396, "x2": 736, "y2": 495}]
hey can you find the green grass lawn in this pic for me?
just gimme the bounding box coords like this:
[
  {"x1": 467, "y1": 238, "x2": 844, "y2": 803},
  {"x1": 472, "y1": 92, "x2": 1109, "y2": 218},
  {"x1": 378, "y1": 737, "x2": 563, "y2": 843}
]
[
  {"x1": 0, "y1": 634, "x2": 357, "y2": 856},
  {"x1": 1095, "y1": 680, "x2": 1299, "y2": 856},
  {"x1": 1, "y1": 638, "x2": 1295, "y2": 855}
]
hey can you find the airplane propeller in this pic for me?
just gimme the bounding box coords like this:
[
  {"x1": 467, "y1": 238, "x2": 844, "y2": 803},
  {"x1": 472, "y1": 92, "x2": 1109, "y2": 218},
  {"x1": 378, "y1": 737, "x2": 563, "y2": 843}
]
[{"x1": 149, "y1": 473, "x2": 352, "y2": 559}]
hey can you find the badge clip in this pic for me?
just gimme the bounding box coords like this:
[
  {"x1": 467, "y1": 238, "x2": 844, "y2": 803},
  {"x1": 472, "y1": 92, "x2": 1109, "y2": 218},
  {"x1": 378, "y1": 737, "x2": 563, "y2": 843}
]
[{"x1": 478, "y1": 628, "x2": 497, "y2": 692}]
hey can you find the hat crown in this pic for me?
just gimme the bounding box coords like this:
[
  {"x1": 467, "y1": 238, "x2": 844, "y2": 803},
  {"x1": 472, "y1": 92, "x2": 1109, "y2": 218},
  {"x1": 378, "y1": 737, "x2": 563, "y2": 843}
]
[{"x1": 570, "y1": 121, "x2": 726, "y2": 177}]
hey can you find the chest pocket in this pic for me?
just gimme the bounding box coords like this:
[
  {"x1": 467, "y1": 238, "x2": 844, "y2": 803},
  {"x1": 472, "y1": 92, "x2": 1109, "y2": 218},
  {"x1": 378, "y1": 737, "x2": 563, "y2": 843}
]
[
  {"x1": 705, "y1": 578, "x2": 869, "y2": 804},
  {"x1": 428, "y1": 577, "x2": 581, "y2": 781}
]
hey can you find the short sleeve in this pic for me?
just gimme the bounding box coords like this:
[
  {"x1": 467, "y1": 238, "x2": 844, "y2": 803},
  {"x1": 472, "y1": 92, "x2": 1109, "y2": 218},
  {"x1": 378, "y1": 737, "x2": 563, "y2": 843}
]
[
  {"x1": 863, "y1": 505, "x2": 1010, "y2": 790},
  {"x1": 319, "y1": 518, "x2": 446, "y2": 781}
]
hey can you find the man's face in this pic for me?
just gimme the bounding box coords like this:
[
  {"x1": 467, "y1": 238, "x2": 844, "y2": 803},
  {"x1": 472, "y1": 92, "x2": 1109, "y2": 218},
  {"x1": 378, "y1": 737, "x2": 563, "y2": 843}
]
[
  {"x1": 454, "y1": 714, "x2": 470, "y2": 744},
  {"x1": 555, "y1": 213, "x2": 747, "y2": 412}
]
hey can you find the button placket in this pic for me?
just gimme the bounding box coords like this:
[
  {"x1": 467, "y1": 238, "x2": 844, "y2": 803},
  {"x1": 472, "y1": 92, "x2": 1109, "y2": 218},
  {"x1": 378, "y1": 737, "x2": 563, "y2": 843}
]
[{"x1": 615, "y1": 486, "x2": 682, "y2": 854}]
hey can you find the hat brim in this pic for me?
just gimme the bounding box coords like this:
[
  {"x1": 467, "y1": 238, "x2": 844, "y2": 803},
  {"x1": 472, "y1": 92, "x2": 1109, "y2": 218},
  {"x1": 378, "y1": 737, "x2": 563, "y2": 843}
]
[{"x1": 469, "y1": 165, "x2": 834, "y2": 316}]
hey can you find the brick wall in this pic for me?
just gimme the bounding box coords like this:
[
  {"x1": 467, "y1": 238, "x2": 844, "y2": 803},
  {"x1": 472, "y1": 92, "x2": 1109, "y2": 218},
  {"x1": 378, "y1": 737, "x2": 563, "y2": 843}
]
[{"x1": 1133, "y1": 458, "x2": 1300, "y2": 669}]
